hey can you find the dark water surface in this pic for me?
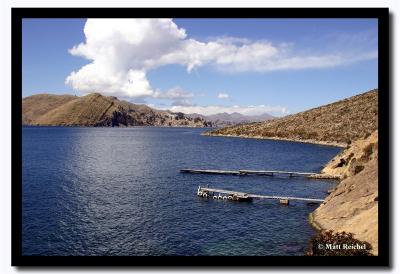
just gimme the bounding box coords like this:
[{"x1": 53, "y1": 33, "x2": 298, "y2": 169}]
[{"x1": 22, "y1": 127, "x2": 341, "y2": 256}]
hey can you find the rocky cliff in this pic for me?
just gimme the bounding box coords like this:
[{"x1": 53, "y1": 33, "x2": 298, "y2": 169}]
[
  {"x1": 310, "y1": 130, "x2": 379, "y2": 254},
  {"x1": 22, "y1": 93, "x2": 212, "y2": 127}
]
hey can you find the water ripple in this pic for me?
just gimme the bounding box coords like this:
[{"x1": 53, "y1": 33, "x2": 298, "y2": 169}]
[{"x1": 22, "y1": 127, "x2": 340, "y2": 256}]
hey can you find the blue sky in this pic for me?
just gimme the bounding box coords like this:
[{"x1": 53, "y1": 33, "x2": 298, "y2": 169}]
[{"x1": 22, "y1": 18, "x2": 378, "y2": 116}]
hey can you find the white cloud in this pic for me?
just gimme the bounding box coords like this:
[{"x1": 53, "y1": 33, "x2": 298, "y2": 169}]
[
  {"x1": 66, "y1": 19, "x2": 187, "y2": 98},
  {"x1": 152, "y1": 86, "x2": 195, "y2": 107},
  {"x1": 66, "y1": 67, "x2": 152, "y2": 98},
  {"x1": 153, "y1": 86, "x2": 194, "y2": 100},
  {"x1": 66, "y1": 19, "x2": 377, "y2": 98},
  {"x1": 217, "y1": 93, "x2": 229, "y2": 99},
  {"x1": 168, "y1": 104, "x2": 288, "y2": 116},
  {"x1": 171, "y1": 99, "x2": 194, "y2": 107}
]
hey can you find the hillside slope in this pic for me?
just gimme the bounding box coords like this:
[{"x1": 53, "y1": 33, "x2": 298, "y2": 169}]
[
  {"x1": 22, "y1": 93, "x2": 212, "y2": 127},
  {"x1": 22, "y1": 94, "x2": 77, "y2": 124},
  {"x1": 205, "y1": 89, "x2": 378, "y2": 147}
]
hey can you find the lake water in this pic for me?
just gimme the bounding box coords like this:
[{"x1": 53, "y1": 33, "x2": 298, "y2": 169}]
[{"x1": 22, "y1": 127, "x2": 341, "y2": 256}]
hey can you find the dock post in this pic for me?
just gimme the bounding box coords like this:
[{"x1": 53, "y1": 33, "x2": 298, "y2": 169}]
[{"x1": 279, "y1": 199, "x2": 289, "y2": 205}]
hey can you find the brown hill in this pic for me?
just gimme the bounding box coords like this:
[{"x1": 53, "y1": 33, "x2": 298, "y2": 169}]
[
  {"x1": 22, "y1": 93, "x2": 212, "y2": 127},
  {"x1": 204, "y1": 89, "x2": 378, "y2": 146}
]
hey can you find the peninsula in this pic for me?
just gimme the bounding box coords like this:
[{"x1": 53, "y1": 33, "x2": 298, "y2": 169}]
[
  {"x1": 204, "y1": 89, "x2": 378, "y2": 147},
  {"x1": 22, "y1": 93, "x2": 212, "y2": 127}
]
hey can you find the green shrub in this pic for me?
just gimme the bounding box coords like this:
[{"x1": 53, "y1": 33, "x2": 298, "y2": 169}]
[{"x1": 306, "y1": 230, "x2": 373, "y2": 256}]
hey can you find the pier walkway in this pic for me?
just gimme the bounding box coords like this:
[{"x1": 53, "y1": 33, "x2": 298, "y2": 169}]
[
  {"x1": 181, "y1": 168, "x2": 318, "y2": 177},
  {"x1": 198, "y1": 186, "x2": 324, "y2": 204}
]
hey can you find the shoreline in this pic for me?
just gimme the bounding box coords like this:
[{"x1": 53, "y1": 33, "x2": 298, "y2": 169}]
[
  {"x1": 308, "y1": 212, "x2": 324, "y2": 231},
  {"x1": 202, "y1": 132, "x2": 347, "y2": 148}
]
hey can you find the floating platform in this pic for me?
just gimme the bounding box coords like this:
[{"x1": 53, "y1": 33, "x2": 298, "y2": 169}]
[
  {"x1": 181, "y1": 168, "x2": 327, "y2": 178},
  {"x1": 197, "y1": 186, "x2": 325, "y2": 205}
]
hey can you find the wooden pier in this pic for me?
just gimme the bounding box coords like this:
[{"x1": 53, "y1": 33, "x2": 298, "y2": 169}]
[
  {"x1": 197, "y1": 186, "x2": 324, "y2": 204},
  {"x1": 239, "y1": 169, "x2": 318, "y2": 177},
  {"x1": 181, "y1": 169, "x2": 241, "y2": 175},
  {"x1": 181, "y1": 168, "x2": 319, "y2": 177}
]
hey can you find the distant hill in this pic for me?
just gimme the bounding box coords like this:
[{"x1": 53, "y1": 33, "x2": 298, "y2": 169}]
[
  {"x1": 22, "y1": 93, "x2": 212, "y2": 127},
  {"x1": 187, "y1": 112, "x2": 274, "y2": 127},
  {"x1": 204, "y1": 89, "x2": 378, "y2": 146}
]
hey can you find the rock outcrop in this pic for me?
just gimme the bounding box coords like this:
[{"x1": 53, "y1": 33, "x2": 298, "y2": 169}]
[
  {"x1": 310, "y1": 131, "x2": 378, "y2": 255},
  {"x1": 22, "y1": 93, "x2": 212, "y2": 127},
  {"x1": 319, "y1": 131, "x2": 378, "y2": 179}
]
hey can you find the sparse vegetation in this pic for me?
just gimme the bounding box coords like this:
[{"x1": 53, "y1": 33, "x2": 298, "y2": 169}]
[{"x1": 205, "y1": 89, "x2": 378, "y2": 145}]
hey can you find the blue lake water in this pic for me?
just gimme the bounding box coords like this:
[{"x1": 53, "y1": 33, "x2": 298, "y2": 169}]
[{"x1": 22, "y1": 127, "x2": 341, "y2": 256}]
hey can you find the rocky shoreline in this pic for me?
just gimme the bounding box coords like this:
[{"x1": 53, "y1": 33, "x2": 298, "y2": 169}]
[{"x1": 308, "y1": 130, "x2": 378, "y2": 255}]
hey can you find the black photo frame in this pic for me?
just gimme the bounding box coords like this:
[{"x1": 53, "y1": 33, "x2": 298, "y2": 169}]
[{"x1": 12, "y1": 7, "x2": 390, "y2": 267}]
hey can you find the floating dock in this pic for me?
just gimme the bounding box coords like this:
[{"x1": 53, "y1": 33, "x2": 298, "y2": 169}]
[
  {"x1": 197, "y1": 186, "x2": 324, "y2": 205},
  {"x1": 181, "y1": 168, "x2": 320, "y2": 178}
]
